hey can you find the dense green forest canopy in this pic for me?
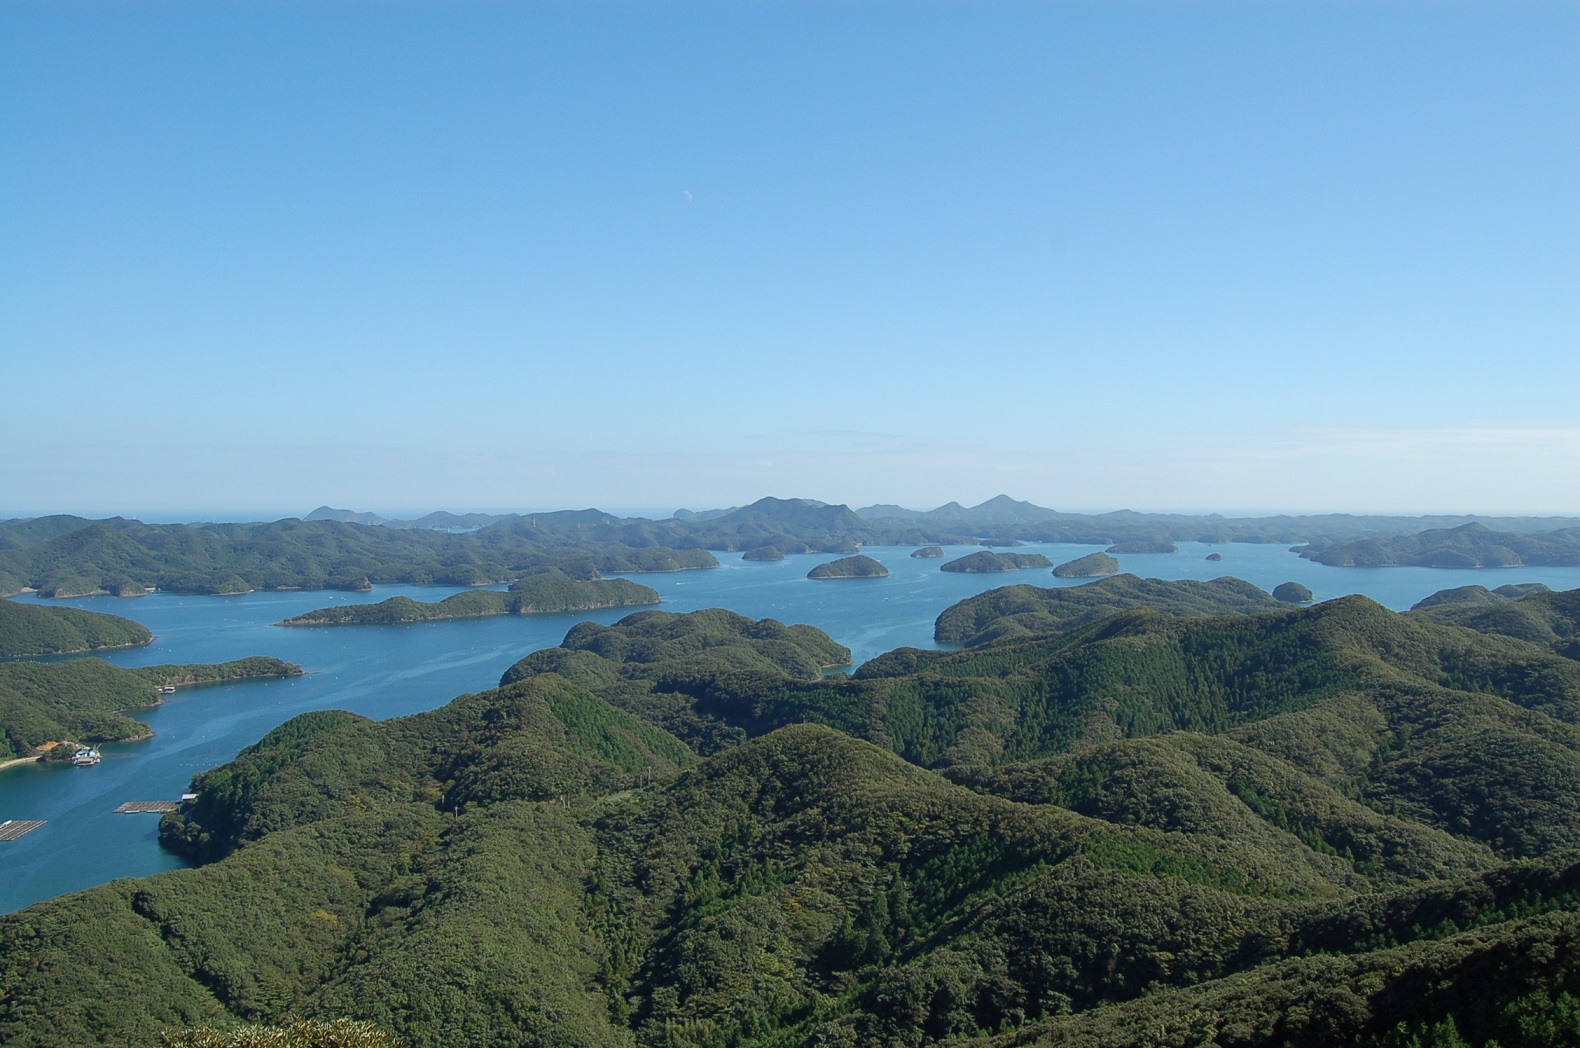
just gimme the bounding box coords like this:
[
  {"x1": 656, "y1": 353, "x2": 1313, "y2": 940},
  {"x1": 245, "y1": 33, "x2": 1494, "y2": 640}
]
[
  {"x1": 0, "y1": 657, "x2": 301, "y2": 760},
  {"x1": 0, "y1": 598, "x2": 151, "y2": 657},
  {"x1": 933, "y1": 574, "x2": 1285, "y2": 646},
  {"x1": 7, "y1": 500, "x2": 1580, "y2": 598},
  {"x1": 497, "y1": 609, "x2": 853, "y2": 755},
  {"x1": 1406, "y1": 583, "x2": 1580, "y2": 660},
  {"x1": 7, "y1": 586, "x2": 1580, "y2": 1046}
]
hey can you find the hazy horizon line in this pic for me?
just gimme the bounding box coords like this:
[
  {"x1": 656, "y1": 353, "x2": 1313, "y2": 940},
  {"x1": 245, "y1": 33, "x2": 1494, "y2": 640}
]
[{"x1": 7, "y1": 499, "x2": 1580, "y2": 526}]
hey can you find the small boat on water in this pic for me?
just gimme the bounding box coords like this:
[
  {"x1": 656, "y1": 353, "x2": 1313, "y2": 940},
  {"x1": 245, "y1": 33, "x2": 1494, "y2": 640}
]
[
  {"x1": 159, "y1": 685, "x2": 176, "y2": 694},
  {"x1": 71, "y1": 746, "x2": 101, "y2": 767}
]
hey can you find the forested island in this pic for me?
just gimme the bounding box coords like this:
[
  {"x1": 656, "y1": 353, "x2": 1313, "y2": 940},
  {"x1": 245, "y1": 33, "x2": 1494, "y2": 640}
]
[
  {"x1": 0, "y1": 599, "x2": 151, "y2": 657},
  {"x1": 6, "y1": 499, "x2": 1579, "y2": 600},
  {"x1": 938, "y1": 551, "x2": 1053, "y2": 573},
  {"x1": 1051, "y1": 552, "x2": 1120, "y2": 578},
  {"x1": 6, "y1": 581, "x2": 1580, "y2": 1046},
  {"x1": 0, "y1": 657, "x2": 302, "y2": 762},
  {"x1": 279, "y1": 573, "x2": 660, "y2": 626},
  {"x1": 1105, "y1": 538, "x2": 1178, "y2": 554},
  {"x1": 1273, "y1": 581, "x2": 1315, "y2": 603},
  {"x1": 910, "y1": 546, "x2": 945, "y2": 558},
  {"x1": 807, "y1": 554, "x2": 889, "y2": 579},
  {"x1": 742, "y1": 546, "x2": 784, "y2": 562}
]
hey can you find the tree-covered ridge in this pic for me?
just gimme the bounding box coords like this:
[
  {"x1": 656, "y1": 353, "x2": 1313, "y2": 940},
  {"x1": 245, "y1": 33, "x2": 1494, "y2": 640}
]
[
  {"x1": 0, "y1": 515, "x2": 717, "y2": 599},
  {"x1": 161, "y1": 1018, "x2": 402, "y2": 1048},
  {"x1": 985, "y1": 904, "x2": 1580, "y2": 1047},
  {"x1": 940, "y1": 551, "x2": 1054, "y2": 573},
  {"x1": 933, "y1": 574, "x2": 1284, "y2": 645},
  {"x1": 278, "y1": 574, "x2": 660, "y2": 626},
  {"x1": 1302, "y1": 521, "x2": 1580, "y2": 568},
  {"x1": 613, "y1": 597, "x2": 1580, "y2": 857},
  {"x1": 979, "y1": 730, "x2": 1495, "y2": 886},
  {"x1": 808, "y1": 554, "x2": 888, "y2": 579},
  {"x1": 502, "y1": 609, "x2": 852, "y2": 687},
  {"x1": 493, "y1": 609, "x2": 852, "y2": 757},
  {"x1": 577, "y1": 724, "x2": 1328, "y2": 1044},
  {"x1": 1407, "y1": 584, "x2": 1580, "y2": 660},
  {"x1": 0, "y1": 598, "x2": 152, "y2": 657},
  {"x1": 6, "y1": 705, "x2": 1580, "y2": 1046},
  {"x1": 0, "y1": 657, "x2": 302, "y2": 760},
  {"x1": 486, "y1": 597, "x2": 1580, "y2": 863},
  {"x1": 158, "y1": 670, "x2": 691, "y2": 867}
]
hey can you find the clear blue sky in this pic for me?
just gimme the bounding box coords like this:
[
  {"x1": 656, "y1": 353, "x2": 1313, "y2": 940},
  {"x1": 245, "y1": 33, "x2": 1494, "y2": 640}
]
[{"x1": 4, "y1": 1, "x2": 1576, "y2": 520}]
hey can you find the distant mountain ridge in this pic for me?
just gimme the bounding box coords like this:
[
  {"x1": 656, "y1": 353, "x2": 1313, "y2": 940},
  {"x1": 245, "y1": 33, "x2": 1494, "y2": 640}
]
[
  {"x1": 1300, "y1": 521, "x2": 1580, "y2": 568},
  {"x1": 303, "y1": 506, "x2": 518, "y2": 530},
  {"x1": 5, "y1": 498, "x2": 1580, "y2": 599}
]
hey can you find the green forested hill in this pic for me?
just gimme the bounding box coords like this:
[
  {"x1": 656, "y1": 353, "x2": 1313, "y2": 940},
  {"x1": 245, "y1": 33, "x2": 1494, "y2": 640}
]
[
  {"x1": 0, "y1": 598, "x2": 152, "y2": 657},
  {"x1": 1407, "y1": 583, "x2": 1580, "y2": 659},
  {"x1": 807, "y1": 554, "x2": 889, "y2": 579},
  {"x1": 0, "y1": 657, "x2": 302, "y2": 760},
  {"x1": 939, "y1": 551, "x2": 1054, "y2": 573},
  {"x1": 933, "y1": 574, "x2": 1285, "y2": 645},
  {"x1": 513, "y1": 597, "x2": 1580, "y2": 859},
  {"x1": 498, "y1": 609, "x2": 853, "y2": 754},
  {"x1": 1050, "y1": 552, "x2": 1120, "y2": 578},
  {"x1": 5, "y1": 599, "x2": 1580, "y2": 1046}
]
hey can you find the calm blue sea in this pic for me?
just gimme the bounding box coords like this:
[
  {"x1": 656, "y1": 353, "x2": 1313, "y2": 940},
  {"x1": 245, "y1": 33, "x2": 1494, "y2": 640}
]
[{"x1": 5, "y1": 543, "x2": 1579, "y2": 913}]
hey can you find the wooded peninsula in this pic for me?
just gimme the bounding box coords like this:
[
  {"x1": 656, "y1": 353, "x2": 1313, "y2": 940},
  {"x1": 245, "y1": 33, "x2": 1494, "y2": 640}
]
[
  {"x1": 279, "y1": 572, "x2": 661, "y2": 626},
  {"x1": 5, "y1": 571, "x2": 1580, "y2": 1046},
  {"x1": 0, "y1": 657, "x2": 302, "y2": 761}
]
